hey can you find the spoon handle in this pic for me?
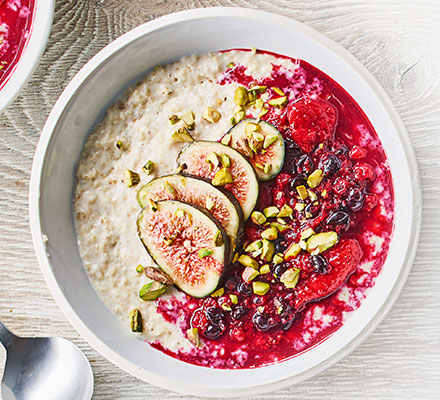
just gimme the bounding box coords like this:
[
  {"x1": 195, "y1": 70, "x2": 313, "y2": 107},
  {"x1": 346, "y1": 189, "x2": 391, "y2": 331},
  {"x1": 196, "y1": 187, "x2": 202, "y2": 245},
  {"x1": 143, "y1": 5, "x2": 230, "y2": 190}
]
[{"x1": 0, "y1": 321, "x2": 17, "y2": 349}]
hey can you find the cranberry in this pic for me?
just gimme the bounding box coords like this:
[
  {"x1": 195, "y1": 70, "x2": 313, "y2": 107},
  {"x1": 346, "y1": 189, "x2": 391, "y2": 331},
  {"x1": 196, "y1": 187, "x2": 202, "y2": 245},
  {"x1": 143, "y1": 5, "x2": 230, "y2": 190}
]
[
  {"x1": 252, "y1": 312, "x2": 278, "y2": 332},
  {"x1": 203, "y1": 324, "x2": 223, "y2": 340},
  {"x1": 326, "y1": 210, "x2": 351, "y2": 231},
  {"x1": 353, "y1": 163, "x2": 376, "y2": 181},
  {"x1": 310, "y1": 255, "x2": 330, "y2": 274},
  {"x1": 275, "y1": 172, "x2": 291, "y2": 190},
  {"x1": 333, "y1": 177, "x2": 350, "y2": 196},
  {"x1": 349, "y1": 145, "x2": 367, "y2": 159},
  {"x1": 296, "y1": 154, "x2": 314, "y2": 175},
  {"x1": 229, "y1": 327, "x2": 246, "y2": 342},
  {"x1": 365, "y1": 193, "x2": 378, "y2": 211},
  {"x1": 237, "y1": 282, "x2": 252, "y2": 296},
  {"x1": 231, "y1": 306, "x2": 248, "y2": 321},
  {"x1": 347, "y1": 188, "x2": 365, "y2": 212},
  {"x1": 320, "y1": 154, "x2": 342, "y2": 177}
]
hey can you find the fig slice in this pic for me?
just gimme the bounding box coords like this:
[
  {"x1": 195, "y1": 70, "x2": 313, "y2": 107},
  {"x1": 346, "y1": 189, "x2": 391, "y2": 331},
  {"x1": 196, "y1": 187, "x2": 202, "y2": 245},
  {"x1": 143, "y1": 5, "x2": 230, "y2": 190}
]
[
  {"x1": 136, "y1": 174, "x2": 243, "y2": 260},
  {"x1": 224, "y1": 118, "x2": 285, "y2": 180},
  {"x1": 137, "y1": 200, "x2": 229, "y2": 298},
  {"x1": 177, "y1": 141, "x2": 259, "y2": 220}
]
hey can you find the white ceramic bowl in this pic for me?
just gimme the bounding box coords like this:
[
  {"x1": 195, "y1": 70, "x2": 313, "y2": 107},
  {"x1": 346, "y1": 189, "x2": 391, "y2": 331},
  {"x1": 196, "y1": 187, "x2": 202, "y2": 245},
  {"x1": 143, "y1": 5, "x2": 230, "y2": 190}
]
[
  {"x1": 0, "y1": 0, "x2": 54, "y2": 112},
  {"x1": 29, "y1": 8, "x2": 421, "y2": 398}
]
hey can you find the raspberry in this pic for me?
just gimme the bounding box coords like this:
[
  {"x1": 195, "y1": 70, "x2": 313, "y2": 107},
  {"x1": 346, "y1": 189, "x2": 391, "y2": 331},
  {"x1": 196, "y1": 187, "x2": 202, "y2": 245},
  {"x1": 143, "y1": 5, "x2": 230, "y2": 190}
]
[
  {"x1": 353, "y1": 163, "x2": 376, "y2": 181},
  {"x1": 287, "y1": 98, "x2": 338, "y2": 153},
  {"x1": 349, "y1": 145, "x2": 368, "y2": 159}
]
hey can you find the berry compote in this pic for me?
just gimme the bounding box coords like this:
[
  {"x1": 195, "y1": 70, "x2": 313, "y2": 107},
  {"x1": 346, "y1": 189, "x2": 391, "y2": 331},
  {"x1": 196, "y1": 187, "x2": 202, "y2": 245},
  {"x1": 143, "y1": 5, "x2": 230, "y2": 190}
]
[{"x1": 152, "y1": 49, "x2": 394, "y2": 369}]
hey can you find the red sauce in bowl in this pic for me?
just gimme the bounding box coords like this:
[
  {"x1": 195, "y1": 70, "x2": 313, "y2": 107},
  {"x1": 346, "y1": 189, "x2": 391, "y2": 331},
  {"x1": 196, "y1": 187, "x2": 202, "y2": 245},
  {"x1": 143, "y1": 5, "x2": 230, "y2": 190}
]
[
  {"x1": 152, "y1": 49, "x2": 394, "y2": 369},
  {"x1": 0, "y1": 0, "x2": 35, "y2": 90}
]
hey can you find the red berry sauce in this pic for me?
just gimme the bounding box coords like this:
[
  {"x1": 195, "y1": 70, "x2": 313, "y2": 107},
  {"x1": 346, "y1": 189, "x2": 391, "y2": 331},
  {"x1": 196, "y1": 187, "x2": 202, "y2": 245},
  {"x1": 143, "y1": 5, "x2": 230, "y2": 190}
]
[
  {"x1": 0, "y1": 0, "x2": 35, "y2": 90},
  {"x1": 151, "y1": 49, "x2": 394, "y2": 369}
]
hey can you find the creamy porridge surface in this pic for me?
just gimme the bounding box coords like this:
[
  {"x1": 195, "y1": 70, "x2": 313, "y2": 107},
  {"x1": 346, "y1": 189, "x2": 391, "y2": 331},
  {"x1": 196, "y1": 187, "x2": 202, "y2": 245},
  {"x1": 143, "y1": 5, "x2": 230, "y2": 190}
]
[{"x1": 74, "y1": 51, "x2": 299, "y2": 351}]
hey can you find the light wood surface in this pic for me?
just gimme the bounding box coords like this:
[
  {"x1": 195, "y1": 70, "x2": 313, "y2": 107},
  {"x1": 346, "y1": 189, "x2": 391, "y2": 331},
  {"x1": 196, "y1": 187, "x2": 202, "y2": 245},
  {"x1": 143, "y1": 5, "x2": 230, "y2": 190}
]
[{"x1": 1, "y1": 1, "x2": 439, "y2": 399}]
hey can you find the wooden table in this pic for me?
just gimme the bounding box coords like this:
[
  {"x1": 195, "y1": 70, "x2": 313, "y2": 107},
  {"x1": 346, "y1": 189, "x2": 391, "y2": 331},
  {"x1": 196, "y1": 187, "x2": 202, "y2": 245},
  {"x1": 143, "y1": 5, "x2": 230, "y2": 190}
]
[{"x1": 1, "y1": 1, "x2": 439, "y2": 398}]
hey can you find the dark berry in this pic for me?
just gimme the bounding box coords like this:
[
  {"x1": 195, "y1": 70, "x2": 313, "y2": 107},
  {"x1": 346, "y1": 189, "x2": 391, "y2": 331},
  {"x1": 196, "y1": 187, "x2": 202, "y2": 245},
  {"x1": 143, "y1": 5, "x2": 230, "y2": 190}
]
[
  {"x1": 310, "y1": 255, "x2": 330, "y2": 274},
  {"x1": 335, "y1": 144, "x2": 348, "y2": 156},
  {"x1": 280, "y1": 313, "x2": 296, "y2": 331},
  {"x1": 274, "y1": 239, "x2": 287, "y2": 253},
  {"x1": 320, "y1": 154, "x2": 342, "y2": 177},
  {"x1": 252, "y1": 313, "x2": 278, "y2": 332},
  {"x1": 326, "y1": 210, "x2": 351, "y2": 231},
  {"x1": 231, "y1": 306, "x2": 247, "y2": 321},
  {"x1": 205, "y1": 307, "x2": 226, "y2": 327},
  {"x1": 289, "y1": 174, "x2": 307, "y2": 192},
  {"x1": 305, "y1": 202, "x2": 320, "y2": 218},
  {"x1": 273, "y1": 264, "x2": 287, "y2": 278},
  {"x1": 284, "y1": 137, "x2": 301, "y2": 157},
  {"x1": 237, "y1": 282, "x2": 252, "y2": 296},
  {"x1": 296, "y1": 154, "x2": 314, "y2": 175},
  {"x1": 347, "y1": 188, "x2": 365, "y2": 212},
  {"x1": 203, "y1": 324, "x2": 223, "y2": 340}
]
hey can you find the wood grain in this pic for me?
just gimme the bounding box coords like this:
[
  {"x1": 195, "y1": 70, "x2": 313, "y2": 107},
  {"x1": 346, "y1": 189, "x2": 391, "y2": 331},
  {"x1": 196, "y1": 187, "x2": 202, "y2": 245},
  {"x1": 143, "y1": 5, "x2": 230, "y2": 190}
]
[{"x1": 1, "y1": 0, "x2": 439, "y2": 399}]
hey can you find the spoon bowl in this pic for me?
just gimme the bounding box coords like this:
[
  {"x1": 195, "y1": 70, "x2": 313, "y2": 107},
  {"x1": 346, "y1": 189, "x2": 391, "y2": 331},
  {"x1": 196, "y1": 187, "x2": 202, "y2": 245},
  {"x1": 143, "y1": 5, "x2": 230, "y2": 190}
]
[{"x1": 1, "y1": 322, "x2": 93, "y2": 400}]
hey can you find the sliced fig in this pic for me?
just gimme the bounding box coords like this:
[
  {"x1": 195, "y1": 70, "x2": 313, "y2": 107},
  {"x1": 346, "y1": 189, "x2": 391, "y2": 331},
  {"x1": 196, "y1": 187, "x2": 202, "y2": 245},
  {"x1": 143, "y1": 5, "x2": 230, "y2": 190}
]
[
  {"x1": 137, "y1": 174, "x2": 243, "y2": 258},
  {"x1": 137, "y1": 200, "x2": 229, "y2": 298},
  {"x1": 177, "y1": 141, "x2": 258, "y2": 220},
  {"x1": 224, "y1": 118, "x2": 285, "y2": 180}
]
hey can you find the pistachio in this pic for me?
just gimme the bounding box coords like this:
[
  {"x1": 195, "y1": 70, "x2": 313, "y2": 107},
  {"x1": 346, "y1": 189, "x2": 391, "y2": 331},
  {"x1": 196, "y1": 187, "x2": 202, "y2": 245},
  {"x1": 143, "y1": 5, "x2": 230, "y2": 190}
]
[
  {"x1": 202, "y1": 107, "x2": 221, "y2": 123},
  {"x1": 242, "y1": 267, "x2": 259, "y2": 282},
  {"x1": 295, "y1": 203, "x2": 305, "y2": 212},
  {"x1": 273, "y1": 253, "x2": 284, "y2": 264},
  {"x1": 221, "y1": 134, "x2": 232, "y2": 145},
  {"x1": 230, "y1": 294, "x2": 238, "y2": 304},
  {"x1": 296, "y1": 185, "x2": 308, "y2": 200},
  {"x1": 251, "y1": 211, "x2": 267, "y2": 225},
  {"x1": 257, "y1": 306, "x2": 265, "y2": 313},
  {"x1": 175, "y1": 163, "x2": 186, "y2": 174},
  {"x1": 245, "y1": 122, "x2": 260, "y2": 137},
  {"x1": 143, "y1": 266, "x2": 174, "y2": 284},
  {"x1": 260, "y1": 264, "x2": 271, "y2": 274},
  {"x1": 169, "y1": 114, "x2": 180, "y2": 124},
  {"x1": 321, "y1": 189, "x2": 328, "y2": 197},
  {"x1": 280, "y1": 268, "x2": 300, "y2": 289},
  {"x1": 115, "y1": 140, "x2": 123, "y2": 149},
  {"x1": 230, "y1": 116, "x2": 237, "y2": 125},
  {"x1": 307, "y1": 169, "x2": 323, "y2": 188},
  {"x1": 299, "y1": 240, "x2": 307, "y2": 250},
  {"x1": 255, "y1": 98, "x2": 265, "y2": 109},
  {"x1": 284, "y1": 243, "x2": 301, "y2": 260},
  {"x1": 277, "y1": 204, "x2": 293, "y2": 218},
  {"x1": 238, "y1": 254, "x2": 259, "y2": 270},
  {"x1": 172, "y1": 127, "x2": 194, "y2": 142},
  {"x1": 221, "y1": 154, "x2": 231, "y2": 168},
  {"x1": 198, "y1": 248, "x2": 213, "y2": 258},
  {"x1": 175, "y1": 208, "x2": 186, "y2": 218},
  {"x1": 268, "y1": 96, "x2": 288, "y2": 108},
  {"x1": 251, "y1": 47, "x2": 257, "y2": 54},
  {"x1": 263, "y1": 206, "x2": 280, "y2": 218},
  {"x1": 235, "y1": 110, "x2": 245, "y2": 123},
  {"x1": 136, "y1": 264, "x2": 144, "y2": 273},
  {"x1": 129, "y1": 309, "x2": 143, "y2": 332},
  {"x1": 211, "y1": 167, "x2": 233, "y2": 186},
  {"x1": 164, "y1": 181, "x2": 176, "y2": 194},
  {"x1": 227, "y1": 62, "x2": 235, "y2": 68},
  {"x1": 258, "y1": 108, "x2": 269, "y2": 118},
  {"x1": 124, "y1": 170, "x2": 140, "y2": 187},
  {"x1": 273, "y1": 87, "x2": 285, "y2": 96},
  {"x1": 244, "y1": 240, "x2": 263, "y2": 253},
  {"x1": 300, "y1": 227, "x2": 315, "y2": 240},
  {"x1": 206, "y1": 196, "x2": 215, "y2": 211},
  {"x1": 270, "y1": 221, "x2": 289, "y2": 232},
  {"x1": 213, "y1": 230, "x2": 223, "y2": 247},
  {"x1": 247, "y1": 90, "x2": 257, "y2": 103},
  {"x1": 211, "y1": 287, "x2": 224, "y2": 297},
  {"x1": 187, "y1": 328, "x2": 201, "y2": 347},
  {"x1": 139, "y1": 282, "x2": 167, "y2": 301},
  {"x1": 253, "y1": 281, "x2": 270, "y2": 295},
  {"x1": 249, "y1": 85, "x2": 267, "y2": 93},
  {"x1": 142, "y1": 160, "x2": 154, "y2": 175},
  {"x1": 308, "y1": 189, "x2": 318, "y2": 201},
  {"x1": 234, "y1": 86, "x2": 249, "y2": 106},
  {"x1": 263, "y1": 164, "x2": 272, "y2": 174},
  {"x1": 180, "y1": 111, "x2": 195, "y2": 129},
  {"x1": 261, "y1": 239, "x2": 275, "y2": 262},
  {"x1": 206, "y1": 152, "x2": 220, "y2": 167},
  {"x1": 221, "y1": 303, "x2": 232, "y2": 311},
  {"x1": 306, "y1": 231, "x2": 338, "y2": 253},
  {"x1": 261, "y1": 226, "x2": 278, "y2": 241},
  {"x1": 276, "y1": 217, "x2": 287, "y2": 225},
  {"x1": 148, "y1": 198, "x2": 158, "y2": 211}
]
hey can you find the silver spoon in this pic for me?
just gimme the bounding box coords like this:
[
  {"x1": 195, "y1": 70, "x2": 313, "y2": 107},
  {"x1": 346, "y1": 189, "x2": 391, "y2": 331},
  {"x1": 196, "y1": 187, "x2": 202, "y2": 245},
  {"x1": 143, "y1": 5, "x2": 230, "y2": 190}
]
[{"x1": 0, "y1": 321, "x2": 93, "y2": 400}]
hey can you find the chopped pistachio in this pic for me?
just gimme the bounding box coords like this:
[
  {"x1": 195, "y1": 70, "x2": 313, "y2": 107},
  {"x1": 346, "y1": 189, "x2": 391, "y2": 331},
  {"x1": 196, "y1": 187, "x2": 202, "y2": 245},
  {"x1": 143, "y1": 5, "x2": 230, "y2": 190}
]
[
  {"x1": 211, "y1": 287, "x2": 224, "y2": 297},
  {"x1": 263, "y1": 164, "x2": 272, "y2": 174},
  {"x1": 321, "y1": 189, "x2": 328, "y2": 197},
  {"x1": 284, "y1": 243, "x2": 301, "y2": 260},
  {"x1": 280, "y1": 268, "x2": 300, "y2": 289},
  {"x1": 249, "y1": 85, "x2": 267, "y2": 93},
  {"x1": 142, "y1": 160, "x2": 154, "y2": 175},
  {"x1": 172, "y1": 127, "x2": 194, "y2": 142},
  {"x1": 295, "y1": 203, "x2": 305, "y2": 212},
  {"x1": 180, "y1": 111, "x2": 195, "y2": 129},
  {"x1": 263, "y1": 134, "x2": 278, "y2": 149},
  {"x1": 234, "y1": 110, "x2": 245, "y2": 123},
  {"x1": 307, "y1": 169, "x2": 324, "y2": 188},
  {"x1": 261, "y1": 226, "x2": 278, "y2": 241},
  {"x1": 273, "y1": 87, "x2": 285, "y2": 96},
  {"x1": 238, "y1": 254, "x2": 259, "y2": 270},
  {"x1": 139, "y1": 282, "x2": 167, "y2": 301},
  {"x1": 251, "y1": 211, "x2": 267, "y2": 225},
  {"x1": 230, "y1": 116, "x2": 237, "y2": 125},
  {"x1": 230, "y1": 294, "x2": 238, "y2": 304},
  {"x1": 276, "y1": 217, "x2": 287, "y2": 225},
  {"x1": 248, "y1": 90, "x2": 257, "y2": 103},
  {"x1": 221, "y1": 134, "x2": 232, "y2": 145},
  {"x1": 261, "y1": 239, "x2": 275, "y2": 262},
  {"x1": 301, "y1": 227, "x2": 315, "y2": 240},
  {"x1": 206, "y1": 196, "x2": 215, "y2": 211},
  {"x1": 296, "y1": 185, "x2": 308, "y2": 200},
  {"x1": 203, "y1": 107, "x2": 221, "y2": 123},
  {"x1": 221, "y1": 303, "x2": 232, "y2": 311},
  {"x1": 148, "y1": 198, "x2": 158, "y2": 211},
  {"x1": 221, "y1": 154, "x2": 231, "y2": 168},
  {"x1": 299, "y1": 240, "x2": 307, "y2": 250},
  {"x1": 136, "y1": 264, "x2": 144, "y2": 273},
  {"x1": 308, "y1": 189, "x2": 318, "y2": 201},
  {"x1": 260, "y1": 264, "x2": 271, "y2": 274},
  {"x1": 244, "y1": 240, "x2": 262, "y2": 253},
  {"x1": 305, "y1": 211, "x2": 313, "y2": 219},
  {"x1": 175, "y1": 164, "x2": 186, "y2": 174},
  {"x1": 251, "y1": 47, "x2": 257, "y2": 54},
  {"x1": 253, "y1": 281, "x2": 270, "y2": 295},
  {"x1": 169, "y1": 114, "x2": 180, "y2": 124},
  {"x1": 263, "y1": 206, "x2": 280, "y2": 218},
  {"x1": 270, "y1": 221, "x2": 289, "y2": 232},
  {"x1": 258, "y1": 108, "x2": 269, "y2": 118},
  {"x1": 115, "y1": 140, "x2": 123, "y2": 149},
  {"x1": 273, "y1": 253, "x2": 284, "y2": 264},
  {"x1": 187, "y1": 328, "x2": 201, "y2": 347},
  {"x1": 242, "y1": 267, "x2": 259, "y2": 282},
  {"x1": 211, "y1": 167, "x2": 233, "y2": 186},
  {"x1": 255, "y1": 98, "x2": 265, "y2": 108},
  {"x1": 213, "y1": 230, "x2": 223, "y2": 247},
  {"x1": 232, "y1": 252, "x2": 239, "y2": 263},
  {"x1": 199, "y1": 248, "x2": 214, "y2": 258},
  {"x1": 252, "y1": 131, "x2": 265, "y2": 143},
  {"x1": 129, "y1": 309, "x2": 143, "y2": 332},
  {"x1": 164, "y1": 181, "x2": 176, "y2": 194},
  {"x1": 268, "y1": 96, "x2": 288, "y2": 108},
  {"x1": 277, "y1": 204, "x2": 293, "y2": 218},
  {"x1": 234, "y1": 86, "x2": 248, "y2": 106},
  {"x1": 245, "y1": 122, "x2": 260, "y2": 137},
  {"x1": 124, "y1": 170, "x2": 140, "y2": 187},
  {"x1": 206, "y1": 152, "x2": 220, "y2": 167},
  {"x1": 306, "y1": 231, "x2": 338, "y2": 253}
]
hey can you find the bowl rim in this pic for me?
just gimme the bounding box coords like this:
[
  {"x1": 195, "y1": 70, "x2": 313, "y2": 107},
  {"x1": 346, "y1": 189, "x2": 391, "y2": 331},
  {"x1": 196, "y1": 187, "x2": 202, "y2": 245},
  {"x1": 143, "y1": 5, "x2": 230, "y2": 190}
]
[
  {"x1": 29, "y1": 7, "x2": 422, "y2": 397},
  {"x1": 0, "y1": 0, "x2": 55, "y2": 112}
]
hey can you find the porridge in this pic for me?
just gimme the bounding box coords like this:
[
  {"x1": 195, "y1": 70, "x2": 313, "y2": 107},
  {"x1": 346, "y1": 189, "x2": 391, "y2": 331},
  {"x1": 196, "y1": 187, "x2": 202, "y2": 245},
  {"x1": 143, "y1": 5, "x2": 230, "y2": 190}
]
[{"x1": 74, "y1": 49, "x2": 394, "y2": 368}]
